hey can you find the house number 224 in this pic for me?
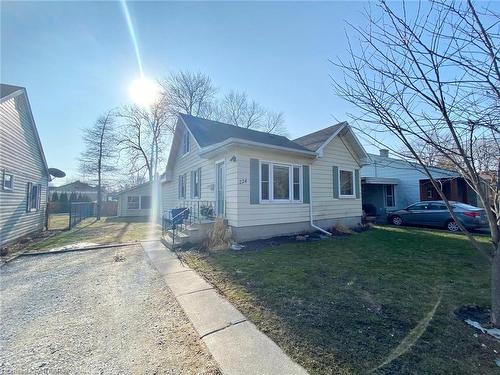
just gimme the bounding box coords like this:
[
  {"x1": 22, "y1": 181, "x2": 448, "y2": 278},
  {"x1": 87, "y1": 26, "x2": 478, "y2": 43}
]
[{"x1": 239, "y1": 178, "x2": 247, "y2": 184}]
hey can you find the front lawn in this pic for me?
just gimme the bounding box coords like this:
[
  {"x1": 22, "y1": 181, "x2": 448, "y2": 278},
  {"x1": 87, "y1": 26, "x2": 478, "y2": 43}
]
[
  {"x1": 183, "y1": 226, "x2": 499, "y2": 374},
  {"x1": 26, "y1": 216, "x2": 161, "y2": 251}
]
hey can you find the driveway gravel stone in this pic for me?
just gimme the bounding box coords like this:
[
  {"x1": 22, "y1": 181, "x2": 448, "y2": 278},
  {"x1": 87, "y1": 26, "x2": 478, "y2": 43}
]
[{"x1": 0, "y1": 245, "x2": 219, "y2": 374}]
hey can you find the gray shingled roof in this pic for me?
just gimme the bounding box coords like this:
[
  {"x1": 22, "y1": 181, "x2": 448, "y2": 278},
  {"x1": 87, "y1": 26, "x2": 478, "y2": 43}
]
[
  {"x1": 0, "y1": 84, "x2": 24, "y2": 99},
  {"x1": 180, "y1": 113, "x2": 312, "y2": 152},
  {"x1": 293, "y1": 122, "x2": 347, "y2": 151}
]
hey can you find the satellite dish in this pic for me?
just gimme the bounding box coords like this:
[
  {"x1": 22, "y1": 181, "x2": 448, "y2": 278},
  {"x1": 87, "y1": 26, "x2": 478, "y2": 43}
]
[{"x1": 48, "y1": 168, "x2": 66, "y2": 178}]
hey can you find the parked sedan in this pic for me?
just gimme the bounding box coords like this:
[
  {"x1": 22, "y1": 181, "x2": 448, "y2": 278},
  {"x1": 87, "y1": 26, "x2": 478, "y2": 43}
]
[{"x1": 387, "y1": 201, "x2": 488, "y2": 232}]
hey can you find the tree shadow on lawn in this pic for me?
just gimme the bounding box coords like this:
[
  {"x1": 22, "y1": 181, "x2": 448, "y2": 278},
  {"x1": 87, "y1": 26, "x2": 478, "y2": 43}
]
[{"x1": 193, "y1": 227, "x2": 499, "y2": 374}]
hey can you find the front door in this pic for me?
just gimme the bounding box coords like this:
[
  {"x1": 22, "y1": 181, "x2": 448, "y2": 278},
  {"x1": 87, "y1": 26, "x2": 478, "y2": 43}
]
[{"x1": 215, "y1": 161, "x2": 225, "y2": 216}]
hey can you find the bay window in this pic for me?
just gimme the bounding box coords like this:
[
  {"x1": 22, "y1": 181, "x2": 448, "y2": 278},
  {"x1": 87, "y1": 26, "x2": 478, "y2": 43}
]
[{"x1": 260, "y1": 162, "x2": 302, "y2": 202}]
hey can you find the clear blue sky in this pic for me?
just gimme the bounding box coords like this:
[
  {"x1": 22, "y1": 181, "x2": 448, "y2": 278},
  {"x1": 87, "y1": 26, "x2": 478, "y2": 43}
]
[{"x1": 2, "y1": 1, "x2": 375, "y2": 181}]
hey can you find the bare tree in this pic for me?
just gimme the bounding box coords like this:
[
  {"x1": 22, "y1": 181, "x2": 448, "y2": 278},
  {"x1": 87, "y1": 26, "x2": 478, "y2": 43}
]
[
  {"x1": 116, "y1": 97, "x2": 174, "y2": 182},
  {"x1": 261, "y1": 111, "x2": 287, "y2": 136},
  {"x1": 218, "y1": 89, "x2": 288, "y2": 135},
  {"x1": 333, "y1": 0, "x2": 500, "y2": 325},
  {"x1": 79, "y1": 111, "x2": 117, "y2": 220},
  {"x1": 161, "y1": 71, "x2": 217, "y2": 117}
]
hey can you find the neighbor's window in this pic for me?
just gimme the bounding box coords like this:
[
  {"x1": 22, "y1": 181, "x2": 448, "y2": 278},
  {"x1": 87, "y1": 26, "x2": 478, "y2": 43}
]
[
  {"x1": 26, "y1": 183, "x2": 41, "y2": 212},
  {"x1": 192, "y1": 168, "x2": 201, "y2": 198},
  {"x1": 178, "y1": 174, "x2": 186, "y2": 199},
  {"x1": 127, "y1": 196, "x2": 140, "y2": 209},
  {"x1": 339, "y1": 169, "x2": 354, "y2": 197},
  {"x1": 141, "y1": 195, "x2": 151, "y2": 209},
  {"x1": 385, "y1": 185, "x2": 395, "y2": 207},
  {"x1": 260, "y1": 162, "x2": 302, "y2": 202},
  {"x1": 3, "y1": 172, "x2": 13, "y2": 190},
  {"x1": 182, "y1": 131, "x2": 190, "y2": 155}
]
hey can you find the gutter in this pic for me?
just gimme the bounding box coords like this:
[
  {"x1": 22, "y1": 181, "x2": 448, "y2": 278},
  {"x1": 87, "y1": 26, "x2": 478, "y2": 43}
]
[{"x1": 308, "y1": 165, "x2": 332, "y2": 236}]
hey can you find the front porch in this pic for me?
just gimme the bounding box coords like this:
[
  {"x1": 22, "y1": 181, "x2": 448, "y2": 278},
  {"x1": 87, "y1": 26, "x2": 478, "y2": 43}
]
[
  {"x1": 161, "y1": 200, "x2": 224, "y2": 248},
  {"x1": 361, "y1": 177, "x2": 399, "y2": 218}
]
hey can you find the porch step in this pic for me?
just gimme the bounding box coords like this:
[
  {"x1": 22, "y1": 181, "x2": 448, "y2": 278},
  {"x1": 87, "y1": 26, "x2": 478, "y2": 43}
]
[{"x1": 162, "y1": 230, "x2": 190, "y2": 249}]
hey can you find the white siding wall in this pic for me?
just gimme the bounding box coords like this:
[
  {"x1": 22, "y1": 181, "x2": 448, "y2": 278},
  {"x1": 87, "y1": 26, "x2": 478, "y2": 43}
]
[
  {"x1": 311, "y1": 136, "x2": 362, "y2": 220},
  {"x1": 161, "y1": 126, "x2": 236, "y2": 222},
  {"x1": 161, "y1": 128, "x2": 364, "y2": 231},
  {"x1": 0, "y1": 94, "x2": 48, "y2": 246},
  {"x1": 117, "y1": 183, "x2": 153, "y2": 217},
  {"x1": 233, "y1": 148, "x2": 312, "y2": 227},
  {"x1": 361, "y1": 154, "x2": 457, "y2": 208}
]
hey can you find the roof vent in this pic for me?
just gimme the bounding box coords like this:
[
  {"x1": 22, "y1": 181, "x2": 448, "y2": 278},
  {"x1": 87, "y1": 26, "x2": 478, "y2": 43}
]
[{"x1": 379, "y1": 149, "x2": 389, "y2": 157}]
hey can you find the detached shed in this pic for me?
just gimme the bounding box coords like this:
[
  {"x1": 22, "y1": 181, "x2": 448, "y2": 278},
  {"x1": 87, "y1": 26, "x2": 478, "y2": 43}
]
[{"x1": 117, "y1": 182, "x2": 152, "y2": 217}]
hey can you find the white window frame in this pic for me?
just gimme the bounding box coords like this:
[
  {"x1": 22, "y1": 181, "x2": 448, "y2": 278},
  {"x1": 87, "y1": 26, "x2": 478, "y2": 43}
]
[
  {"x1": 192, "y1": 168, "x2": 201, "y2": 199},
  {"x1": 26, "y1": 183, "x2": 41, "y2": 212},
  {"x1": 178, "y1": 174, "x2": 187, "y2": 199},
  {"x1": 259, "y1": 161, "x2": 302, "y2": 204},
  {"x1": 3, "y1": 172, "x2": 13, "y2": 191},
  {"x1": 127, "y1": 195, "x2": 140, "y2": 210},
  {"x1": 338, "y1": 168, "x2": 355, "y2": 198},
  {"x1": 384, "y1": 184, "x2": 395, "y2": 207}
]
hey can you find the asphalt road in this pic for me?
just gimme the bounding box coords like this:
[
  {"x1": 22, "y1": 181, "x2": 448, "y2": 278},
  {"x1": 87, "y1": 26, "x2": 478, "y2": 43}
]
[{"x1": 0, "y1": 245, "x2": 219, "y2": 374}]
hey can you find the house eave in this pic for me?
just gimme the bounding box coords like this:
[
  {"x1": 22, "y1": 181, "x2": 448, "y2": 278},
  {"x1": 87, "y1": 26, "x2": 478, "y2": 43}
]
[{"x1": 198, "y1": 138, "x2": 318, "y2": 159}]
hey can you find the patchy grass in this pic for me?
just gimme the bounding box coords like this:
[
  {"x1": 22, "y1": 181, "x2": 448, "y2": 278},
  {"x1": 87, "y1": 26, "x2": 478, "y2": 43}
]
[
  {"x1": 47, "y1": 213, "x2": 69, "y2": 230},
  {"x1": 26, "y1": 216, "x2": 161, "y2": 251},
  {"x1": 182, "y1": 226, "x2": 499, "y2": 374}
]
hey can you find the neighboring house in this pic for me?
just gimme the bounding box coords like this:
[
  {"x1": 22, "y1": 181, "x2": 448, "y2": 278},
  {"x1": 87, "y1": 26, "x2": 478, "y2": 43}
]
[
  {"x1": 360, "y1": 149, "x2": 478, "y2": 217},
  {"x1": 161, "y1": 114, "x2": 368, "y2": 243},
  {"x1": 49, "y1": 180, "x2": 104, "y2": 202},
  {"x1": 117, "y1": 182, "x2": 153, "y2": 217},
  {"x1": 0, "y1": 84, "x2": 49, "y2": 247}
]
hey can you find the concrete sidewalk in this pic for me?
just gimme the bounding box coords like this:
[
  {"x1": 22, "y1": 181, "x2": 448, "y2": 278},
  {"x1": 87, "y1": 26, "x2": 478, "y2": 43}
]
[{"x1": 141, "y1": 241, "x2": 307, "y2": 375}]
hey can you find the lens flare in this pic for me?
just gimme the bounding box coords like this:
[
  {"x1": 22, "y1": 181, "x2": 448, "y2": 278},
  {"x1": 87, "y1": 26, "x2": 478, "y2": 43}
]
[{"x1": 128, "y1": 77, "x2": 160, "y2": 107}]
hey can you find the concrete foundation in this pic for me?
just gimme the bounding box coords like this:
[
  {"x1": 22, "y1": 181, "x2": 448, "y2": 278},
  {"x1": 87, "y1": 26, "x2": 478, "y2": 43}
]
[{"x1": 231, "y1": 216, "x2": 362, "y2": 242}]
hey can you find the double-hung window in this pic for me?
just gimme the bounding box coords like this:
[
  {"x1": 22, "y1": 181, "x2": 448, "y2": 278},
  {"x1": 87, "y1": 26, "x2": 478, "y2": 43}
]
[
  {"x1": 178, "y1": 174, "x2": 186, "y2": 199},
  {"x1": 3, "y1": 172, "x2": 13, "y2": 191},
  {"x1": 127, "y1": 196, "x2": 140, "y2": 209},
  {"x1": 26, "y1": 183, "x2": 41, "y2": 212},
  {"x1": 260, "y1": 162, "x2": 302, "y2": 202},
  {"x1": 385, "y1": 185, "x2": 395, "y2": 207},
  {"x1": 339, "y1": 169, "x2": 355, "y2": 197}
]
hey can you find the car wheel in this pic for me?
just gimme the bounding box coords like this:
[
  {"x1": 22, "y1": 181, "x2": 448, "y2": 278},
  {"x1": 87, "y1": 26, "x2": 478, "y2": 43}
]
[
  {"x1": 391, "y1": 215, "x2": 403, "y2": 226},
  {"x1": 446, "y1": 220, "x2": 460, "y2": 232}
]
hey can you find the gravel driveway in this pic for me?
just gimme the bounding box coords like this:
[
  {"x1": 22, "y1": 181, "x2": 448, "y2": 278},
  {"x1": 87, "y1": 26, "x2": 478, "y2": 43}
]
[{"x1": 0, "y1": 245, "x2": 219, "y2": 374}]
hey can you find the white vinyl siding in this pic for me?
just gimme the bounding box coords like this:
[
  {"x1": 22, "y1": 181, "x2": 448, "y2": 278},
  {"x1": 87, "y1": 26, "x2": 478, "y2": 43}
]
[
  {"x1": 233, "y1": 148, "x2": 311, "y2": 227},
  {"x1": 0, "y1": 93, "x2": 48, "y2": 246},
  {"x1": 310, "y1": 136, "x2": 362, "y2": 221},
  {"x1": 360, "y1": 153, "x2": 458, "y2": 209},
  {"x1": 161, "y1": 129, "x2": 237, "y2": 223}
]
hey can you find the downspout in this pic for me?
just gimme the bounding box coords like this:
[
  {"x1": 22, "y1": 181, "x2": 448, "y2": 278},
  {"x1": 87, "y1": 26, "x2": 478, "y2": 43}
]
[{"x1": 309, "y1": 165, "x2": 332, "y2": 236}]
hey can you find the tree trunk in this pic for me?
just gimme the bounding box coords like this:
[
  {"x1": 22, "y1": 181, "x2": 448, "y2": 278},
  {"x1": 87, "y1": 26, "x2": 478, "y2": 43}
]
[
  {"x1": 492, "y1": 244, "x2": 500, "y2": 327},
  {"x1": 97, "y1": 171, "x2": 101, "y2": 221}
]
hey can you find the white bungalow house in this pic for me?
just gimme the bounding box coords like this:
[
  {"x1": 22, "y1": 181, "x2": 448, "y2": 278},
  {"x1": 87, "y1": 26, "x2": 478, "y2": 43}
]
[
  {"x1": 0, "y1": 84, "x2": 50, "y2": 247},
  {"x1": 160, "y1": 114, "x2": 369, "y2": 243}
]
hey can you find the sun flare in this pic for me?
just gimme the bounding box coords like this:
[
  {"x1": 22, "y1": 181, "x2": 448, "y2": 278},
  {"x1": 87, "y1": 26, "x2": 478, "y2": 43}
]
[{"x1": 128, "y1": 77, "x2": 160, "y2": 107}]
